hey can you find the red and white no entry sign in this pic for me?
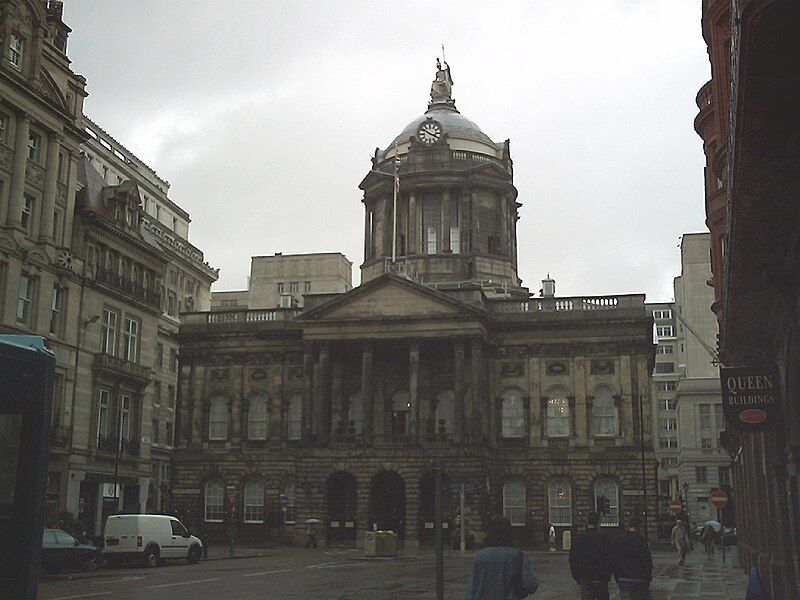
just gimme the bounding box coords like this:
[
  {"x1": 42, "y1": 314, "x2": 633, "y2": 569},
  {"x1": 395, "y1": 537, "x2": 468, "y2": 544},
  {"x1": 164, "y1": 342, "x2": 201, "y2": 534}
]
[
  {"x1": 669, "y1": 499, "x2": 683, "y2": 514},
  {"x1": 711, "y1": 489, "x2": 728, "y2": 509}
]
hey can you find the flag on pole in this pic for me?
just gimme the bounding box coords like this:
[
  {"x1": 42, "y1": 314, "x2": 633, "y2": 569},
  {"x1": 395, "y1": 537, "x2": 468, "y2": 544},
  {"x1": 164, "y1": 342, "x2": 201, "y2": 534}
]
[{"x1": 394, "y1": 143, "x2": 401, "y2": 193}]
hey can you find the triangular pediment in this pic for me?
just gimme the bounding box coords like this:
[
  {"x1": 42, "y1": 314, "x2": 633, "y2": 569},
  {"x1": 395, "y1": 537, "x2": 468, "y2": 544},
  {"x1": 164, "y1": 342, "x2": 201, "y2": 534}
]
[{"x1": 301, "y1": 273, "x2": 484, "y2": 322}]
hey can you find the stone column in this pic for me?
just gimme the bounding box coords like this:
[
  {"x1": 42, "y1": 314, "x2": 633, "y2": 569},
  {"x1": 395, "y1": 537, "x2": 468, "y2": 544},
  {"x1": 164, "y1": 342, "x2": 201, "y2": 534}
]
[
  {"x1": 442, "y1": 187, "x2": 451, "y2": 252},
  {"x1": 39, "y1": 133, "x2": 61, "y2": 243},
  {"x1": 7, "y1": 114, "x2": 30, "y2": 230},
  {"x1": 363, "y1": 203, "x2": 371, "y2": 261},
  {"x1": 404, "y1": 477, "x2": 420, "y2": 549},
  {"x1": 498, "y1": 194, "x2": 508, "y2": 255},
  {"x1": 302, "y1": 345, "x2": 314, "y2": 441},
  {"x1": 382, "y1": 197, "x2": 392, "y2": 258},
  {"x1": 454, "y1": 340, "x2": 466, "y2": 442},
  {"x1": 408, "y1": 192, "x2": 417, "y2": 254},
  {"x1": 470, "y1": 339, "x2": 483, "y2": 442},
  {"x1": 355, "y1": 476, "x2": 371, "y2": 548},
  {"x1": 318, "y1": 342, "x2": 331, "y2": 440},
  {"x1": 469, "y1": 190, "x2": 479, "y2": 253},
  {"x1": 361, "y1": 341, "x2": 374, "y2": 442},
  {"x1": 574, "y1": 356, "x2": 588, "y2": 445},
  {"x1": 460, "y1": 188, "x2": 470, "y2": 255},
  {"x1": 62, "y1": 153, "x2": 78, "y2": 248},
  {"x1": 409, "y1": 342, "x2": 420, "y2": 440}
]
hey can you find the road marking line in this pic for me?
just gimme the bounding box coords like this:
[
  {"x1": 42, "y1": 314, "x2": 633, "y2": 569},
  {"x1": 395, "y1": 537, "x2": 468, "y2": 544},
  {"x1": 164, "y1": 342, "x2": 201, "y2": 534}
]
[
  {"x1": 244, "y1": 568, "x2": 294, "y2": 577},
  {"x1": 315, "y1": 561, "x2": 369, "y2": 569},
  {"x1": 306, "y1": 561, "x2": 337, "y2": 568},
  {"x1": 50, "y1": 593, "x2": 112, "y2": 600},
  {"x1": 92, "y1": 576, "x2": 146, "y2": 585},
  {"x1": 147, "y1": 577, "x2": 220, "y2": 589}
]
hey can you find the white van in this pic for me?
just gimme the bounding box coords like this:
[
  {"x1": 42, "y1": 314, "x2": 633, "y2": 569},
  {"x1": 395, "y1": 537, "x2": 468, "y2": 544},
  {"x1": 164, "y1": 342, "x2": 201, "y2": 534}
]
[{"x1": 103, "y1": 514, "x2": 203, "y2": 567}]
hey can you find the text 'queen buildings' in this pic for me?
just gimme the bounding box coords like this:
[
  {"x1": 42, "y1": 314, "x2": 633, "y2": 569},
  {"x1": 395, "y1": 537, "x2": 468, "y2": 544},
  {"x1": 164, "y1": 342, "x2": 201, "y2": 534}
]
[{"x1": 172, "y1": 64, "x2": 657, "y2": 547}]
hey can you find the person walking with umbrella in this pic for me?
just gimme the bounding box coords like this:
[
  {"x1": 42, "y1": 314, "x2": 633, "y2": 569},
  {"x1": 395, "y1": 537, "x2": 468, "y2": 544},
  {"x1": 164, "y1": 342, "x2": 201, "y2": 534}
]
[
  {"x1": 701, "y1": 520, "x2": 721, "y2": 558},
  {"x1": 305, "y1": 518, "x2": 319, "y2": 549}
]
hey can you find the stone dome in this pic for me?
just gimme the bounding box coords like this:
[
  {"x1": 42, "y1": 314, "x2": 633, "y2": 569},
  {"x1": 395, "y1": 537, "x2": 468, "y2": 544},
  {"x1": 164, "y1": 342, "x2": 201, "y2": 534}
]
[{"x1": 390, "y1": 105, "x2": 496, "y2": 148}]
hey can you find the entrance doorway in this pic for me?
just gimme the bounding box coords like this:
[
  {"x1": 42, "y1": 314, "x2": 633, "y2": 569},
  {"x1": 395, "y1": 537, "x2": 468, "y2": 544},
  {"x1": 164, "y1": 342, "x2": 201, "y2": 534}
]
[
  {"x1": 370, "y1": 471, "x2": 405, "y2": 540},
  {"x1": 418, "y1": 472, "x2": 453, "y2": 545},
  {"x1": 327, "y1": 472, "x2": 357, "y2": 545}
]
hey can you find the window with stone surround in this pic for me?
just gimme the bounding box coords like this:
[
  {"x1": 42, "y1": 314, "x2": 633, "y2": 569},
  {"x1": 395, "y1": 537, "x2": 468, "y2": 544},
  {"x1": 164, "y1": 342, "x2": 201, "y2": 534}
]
[
  {"x1": 244, "y1": 480, "x2": 265, "y2": 524},
  {"x1": 287, "y1": 393, "x2": 302, "y2": 440},
  {"x1": 546, "y1": 387, "x2": 570, "y2": 438},
  {"x1": 348, "y1": 392, "x2": 363, "y2": 434},
  {"x1": 247, "y1": 394, "x2": 268, "y2": 440},
  {"x1": 422, "y1": 194, "x2": 442, "y2": 254},
  {"x1": 591, "y1": 387, "x2": 616, "y2": 436},
  {"x1": 204, "y1": 480, "x2": 224, "y2": 522},
  {"x1": 9, "y1": 34, "x2": 24, "y2": 70},
  {"x1": 208, "y1": 396, "x2": 228, "y2": 440},
  {"x1": 283, "y1": 482, "x2": 296, "y2": 524},
  {"x1": 500, "y1": 389, "x2": 525, "y2": 438},
  {"x1": 503, "y1": 479, "x2": 526, "y2": 526},
  {"x1": 548, "y1": 479, "x2": 572, "y2": 526},
  {"x1": 593, "y1": 479, "x2": 620, "y2": 527},
  {"x1": 435, "y1": 390, "x2": 454, "y2": 434}
]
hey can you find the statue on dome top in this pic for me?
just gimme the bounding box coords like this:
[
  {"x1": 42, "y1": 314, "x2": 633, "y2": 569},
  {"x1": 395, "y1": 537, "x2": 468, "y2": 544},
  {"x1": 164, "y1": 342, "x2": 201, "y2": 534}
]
[{"x1": 430, "y1": 58, "x2": 454, "y2": 104}]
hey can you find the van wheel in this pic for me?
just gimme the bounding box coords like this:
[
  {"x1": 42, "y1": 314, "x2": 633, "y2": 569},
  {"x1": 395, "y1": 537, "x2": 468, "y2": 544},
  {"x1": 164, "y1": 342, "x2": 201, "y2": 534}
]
[
  {"x1": 188, "y1": 545, "x2": 201, "y2": 564},
  {"x1": 143, "y1": 545, "x2": 160, "y2": 568}
]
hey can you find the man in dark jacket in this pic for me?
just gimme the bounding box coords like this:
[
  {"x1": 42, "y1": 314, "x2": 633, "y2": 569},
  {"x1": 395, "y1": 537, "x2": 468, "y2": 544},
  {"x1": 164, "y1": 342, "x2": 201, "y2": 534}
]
[
  {"x1": 569, "y1": 511, "x2": 612, "y2": 600},
  {"x1": 611, "y1": 515, "x2": 653, "y2": 600}
]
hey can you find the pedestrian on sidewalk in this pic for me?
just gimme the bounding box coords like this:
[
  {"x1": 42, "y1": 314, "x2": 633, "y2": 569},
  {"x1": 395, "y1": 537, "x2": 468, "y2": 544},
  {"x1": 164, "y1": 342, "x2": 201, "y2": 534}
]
[
  {"x1": 465, "y1": 515, "x2": 538, "y2": 600},
  {"x1": 670, "y1": 519, "x2": 690, "y2": 566},
  {"x1": 701, "y1": 524, "x2": 716, "y2": 558},
  {"x1": 611, "y1": 515, "x2": 652, "y2": 600},
  {"x1": 568, "y1": 510, "x2": 612, "y2": 600},
  {"x1": 305, "y1": 524, "x2": 318, "y2": 549}
]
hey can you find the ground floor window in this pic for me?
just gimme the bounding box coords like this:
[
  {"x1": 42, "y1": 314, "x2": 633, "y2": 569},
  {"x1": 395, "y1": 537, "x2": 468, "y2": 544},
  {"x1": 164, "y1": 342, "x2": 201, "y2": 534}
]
[
  {"x1": 244, "y1": 481, "x2": 265, "y2": 523},
  {"x1": 548, "y1": 479, "x2": 572, "y2": 526},
  {"x1": 593, "y1": 479, "x2": 620, "y2": 527},
  {"x1": 204, "y1": 480, "x2": 224, "y2": 522},
  {"x1": 502, "y1": 479, "x2": 526, "y2": 526}
]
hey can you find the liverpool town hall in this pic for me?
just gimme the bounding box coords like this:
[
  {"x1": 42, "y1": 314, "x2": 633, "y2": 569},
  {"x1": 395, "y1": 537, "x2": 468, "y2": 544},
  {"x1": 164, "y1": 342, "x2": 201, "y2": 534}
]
[{"x1": 172, "y1": 64, "x2": 657, "y2": 549}]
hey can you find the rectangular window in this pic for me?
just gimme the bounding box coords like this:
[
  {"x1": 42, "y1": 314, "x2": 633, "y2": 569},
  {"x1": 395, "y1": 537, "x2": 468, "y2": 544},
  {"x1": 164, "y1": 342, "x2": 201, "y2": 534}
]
[
  {"x1": 715, "y1": 404, "x2": 724, "y2": 428},
  {"x1": 290, "y1": 281, "x2": 298, "y2": 293},
  {"x1": 21, "y1": 195, "x2": 33, "y2": 234},
  {"x1": 701, "y1": 437, "x2": 712, "y2": 450},
  {"x1": 167, "y1": 291, "x2": 176, "y2": 316},
  {"x1": 16, "y1": 271, "x2": 34, "y2": 324},
  {"x1": 0, "y1": 114, "x2": 7, "y2": 143},
  {"x1": 276, "y1": 282, "x2": 284, "y2": 294},
  {"x1": 27, "y1": 132, "x2": 39, "y2": 162},
  {"x1": 119, "y1": 395, "x2": 131, "y2": 441},
  {"x1": 165, "y1": 421, "x2": 173, "y2": 446},
  {"x1": 719, "y1": 467, "x2": 731, "y2": 485},
  {"x1": 656, "y1": 381, "x2": 677, "y2": 392},
  {"x1": 170, "y1": 349, "x2": 178, "y2": 372},
  {"x1": 97, "y1": 389, "x2": 109, "y2": 439},
  {"x1": 123, "y1": 318, "x2": 139, "y2": 362},
  {"x1": 153, "y1": 382, "x2": 161, "y2": 407},
  {"x1": 450, "y1": 197, "x2": 460, "y2": 254},
  {"x1": 244, "y1": 482, "x2": 265, "y2": 523},
  {"x1": 655, "y1": 362, "x2": 675, "y2": 374},
  {"x1": 659, "y1": 436, "x2": 678, "y2": 449},
  {"x1": 695, "y1": 467, "x2": 708, "y2": 484},
  {"x1": 656, "y1": 325, "x2": 674, "y2": 338},
  {"x1": 659, "y1": 479, "x2": 671, "y2": 497},
  {"x1": 422, "y1": 195, "x2": 442, "y2": 254},
  {"x1": 653, "y1": 309, "x2": 673, "y2": 320},
  {"x1": 288, "y1": 394, "x2": 302, "y2": 440},
  {"x1": 156, "y1": 343, "x2": 164, "y2": 367},
  {"x1": 49, "y1": 284, "x2": 64, "y2": 336},
  {"x1": 661, "y1": 398, "x2": 676, "y2": 410},
  {"x1": 304, "y1": 281, "x2": 311, "y2": 293},
  {"x1": 167, "y1": 385, "x2": 175, "y2": 409},
  {"x1": 152, "y1": 419, "x2": 160, "y2": 445},
  {"x1": 659, "y1": 418, "x2": 678, "y2": 431},
  {"x1": 9, "y1": 34, "x2": 23, "y2": 70},
  {"x1": 657, "y1": 345, "x2": 674, "y2": 354},
  {"x1": 700, "y1": 404, "x2": 712, "y2": 430},
  {"x1": 101, "y1": 308, "x2": 118, "y2": 355}
]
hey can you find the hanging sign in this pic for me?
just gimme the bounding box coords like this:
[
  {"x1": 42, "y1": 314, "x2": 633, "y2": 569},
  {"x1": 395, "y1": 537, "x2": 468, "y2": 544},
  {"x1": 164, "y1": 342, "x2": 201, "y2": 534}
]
[{"x1": 720, "y1": 365, "x2": 781, "y2": 432}]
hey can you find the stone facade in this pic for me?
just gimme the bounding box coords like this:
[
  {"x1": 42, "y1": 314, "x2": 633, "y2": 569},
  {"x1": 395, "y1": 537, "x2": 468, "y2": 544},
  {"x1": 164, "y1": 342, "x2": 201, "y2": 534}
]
[{"x1": 172, "y1": 64, "x2": 657, "y2": 549}]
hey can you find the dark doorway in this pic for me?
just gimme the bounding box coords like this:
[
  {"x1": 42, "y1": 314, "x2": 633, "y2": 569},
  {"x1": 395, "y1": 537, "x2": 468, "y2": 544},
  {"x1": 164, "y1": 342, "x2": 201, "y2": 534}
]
[
  {"x1": 418, "y1": 472, "x2": 453, "y2": 545},
  {"x1": 78, "y1": 481, "x2": 97, "y2": 534},
  {"x1": 370, "y1": 471, "x2": 405, "y2": 540},
  {"x1": 327, "y1": 472, "x2": 358, "y2": 545}
]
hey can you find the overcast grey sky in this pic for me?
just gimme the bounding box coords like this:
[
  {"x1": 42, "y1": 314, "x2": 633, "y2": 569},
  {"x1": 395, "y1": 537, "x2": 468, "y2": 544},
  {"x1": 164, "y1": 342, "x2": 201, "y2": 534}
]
[{"x1": 65, "y1": 0, "x2": 709, "y2": 302}]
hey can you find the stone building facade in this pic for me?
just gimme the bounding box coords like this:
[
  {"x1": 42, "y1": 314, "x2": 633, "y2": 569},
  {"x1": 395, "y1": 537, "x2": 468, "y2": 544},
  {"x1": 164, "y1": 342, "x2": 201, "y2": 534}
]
[
  {"x1": 0, "y1": 0, "x2": 217, "y2": 534},
  {"x1": 172, "y1": 64, "x2": 657, "y2": 549},
  {"x1": 697, "y1": 1, "x2": 800, "y2": 596}
]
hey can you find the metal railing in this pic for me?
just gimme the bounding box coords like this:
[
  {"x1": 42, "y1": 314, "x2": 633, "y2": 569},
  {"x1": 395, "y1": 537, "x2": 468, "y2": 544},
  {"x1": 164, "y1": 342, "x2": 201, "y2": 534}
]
[
  {"x1": 95, "y1": 268, "x2": 161, "y2": 309},
  {"x1": 97, "y1": 434, "x2": 141, "y2": 456}
]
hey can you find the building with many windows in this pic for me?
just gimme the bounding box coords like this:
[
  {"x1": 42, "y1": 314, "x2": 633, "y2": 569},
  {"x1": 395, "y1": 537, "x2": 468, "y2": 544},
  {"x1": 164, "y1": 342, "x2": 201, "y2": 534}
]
[
  {"x1": 172, "y1": 64, "x2": 657, "y2": 549},
  {"x1": 648, "y1": 232, "x2": 731, "y2": 538},
  {"x1": 0, "y1": 0, "x2": 217, "y2": 534},
  {"x1": 210, "y1": 252, "x2": 352, "y2": 310}
]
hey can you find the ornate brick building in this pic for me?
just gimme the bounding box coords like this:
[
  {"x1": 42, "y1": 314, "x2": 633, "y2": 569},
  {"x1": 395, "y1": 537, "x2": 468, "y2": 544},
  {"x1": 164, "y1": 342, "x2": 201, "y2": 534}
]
[{"x1": 172, "y1": 63, "x2": 657, "y2": 548}]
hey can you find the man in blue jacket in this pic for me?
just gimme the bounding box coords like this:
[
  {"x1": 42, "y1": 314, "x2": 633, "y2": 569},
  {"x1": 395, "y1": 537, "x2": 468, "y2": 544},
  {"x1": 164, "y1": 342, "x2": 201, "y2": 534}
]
[
  {"x1": 611, "y1": 515, "x2": 653, "y2": 600},
  {"x1": 569, "y1": 511, "x2": 612, "y2": 599}
]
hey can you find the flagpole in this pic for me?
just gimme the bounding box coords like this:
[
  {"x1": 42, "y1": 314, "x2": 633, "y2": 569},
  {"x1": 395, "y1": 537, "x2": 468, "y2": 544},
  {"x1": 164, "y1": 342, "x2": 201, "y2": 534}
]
[{"x1": 392, "y1": 143, "x2": 399, "y2": 263}]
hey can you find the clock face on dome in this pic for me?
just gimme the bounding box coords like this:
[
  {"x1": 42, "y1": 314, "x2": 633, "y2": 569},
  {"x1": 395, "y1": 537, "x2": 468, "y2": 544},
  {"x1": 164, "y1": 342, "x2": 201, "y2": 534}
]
[{"x1": 417, "y1": 121, "x2": 443, "y2": 144}]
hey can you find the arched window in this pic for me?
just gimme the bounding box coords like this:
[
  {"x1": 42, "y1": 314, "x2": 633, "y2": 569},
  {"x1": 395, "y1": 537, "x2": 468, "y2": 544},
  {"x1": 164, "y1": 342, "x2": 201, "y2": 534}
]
[
  {"x1": 502, "y1": 479, "x2": 526, "y2": 526},
  {"x1": 348, "y1": 392, "x2": 363, "y2": 434},
  {"x1": 283, "y1": 482, "x2": 296, "y2": 524},
  {"x1": 247, "y1": 394, "x2": 268, "y2": 440},
  {"x1": 501, "y1": 389, "x2": 525, "y2": 438},
  {"x1": 208, "y1": 397, "x2": 228, "y2": 440},
  {"x1": 435, "y1": 390, "x2": 454, "y2": 433},
  {"x1": 546, "y1": 388, "x2": 570, "y2": 438},
  {"x1": 592, "y1": 387, "x2": 616, "y2": 436},
  {"x1": 593, "y1": 479, "x2": 620, "y2": 527},
  {"x1": 548, "y1": 479, "x2": 572, "y2": 526},
  {"x1": 287, "y1": 393, "x2": 302, "y2": 440},
  {"x1": 391, "y1": 391, "x2": 410, "y2": 434},
  {"x1": 204, "y1": 480, "x2": 224, "y2": 522},
  {"x1": 244, "y1": 480, "x2": 265, "y2": 523}
]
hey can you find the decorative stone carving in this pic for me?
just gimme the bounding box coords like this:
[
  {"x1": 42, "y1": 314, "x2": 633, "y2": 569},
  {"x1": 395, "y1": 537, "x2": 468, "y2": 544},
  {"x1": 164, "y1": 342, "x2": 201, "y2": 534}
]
[
  {"x1": 250, "y1": 369, "x2": 268, "y2": 381},
  {"x1": 210, "y1": 369, "x2": 228, "y2": 381},
  {"x1": 289, "y1": 366, "x2": 303, "y2": 380},
  {"x1": 591, "y1": 359, "x2": 615, "y2": 375},
  {"x1": 0, "y1": 145, "x2": 13, "y2": 172},
  {"x1": 500, "y1": 361, "x2": 524, "y2": 378},
  {"x1": 55, "y1": 248, "x2": 73, "y2": 271},
  {"x1": 25, "y1": 162, "x2": 45, "y2": 188},
  {"x1": 546, "y1": 361, "x2": 568, "y2": 376},
  {"x1": 56, "y1": 182, "x2": 67, "y2": 206}
]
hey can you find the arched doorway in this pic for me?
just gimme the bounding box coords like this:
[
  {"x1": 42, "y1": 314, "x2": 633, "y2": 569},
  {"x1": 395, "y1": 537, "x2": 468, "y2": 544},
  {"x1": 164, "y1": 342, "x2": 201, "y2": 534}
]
[
  {"x1": 418, "y1": 472, "x2": 453, "y2": 545},
  {"x1": 370, "y1": 471, "x2": 406, "y2": 540},
  {"x1": 327, "y1": 472, "x2": 357, "y2": 545}
]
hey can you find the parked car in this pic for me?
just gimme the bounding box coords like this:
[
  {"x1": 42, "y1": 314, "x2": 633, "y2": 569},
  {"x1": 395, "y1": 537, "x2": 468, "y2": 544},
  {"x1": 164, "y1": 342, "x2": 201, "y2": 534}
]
[
  {"x1": 41, "y1": 528, "x2": 102, "y2": 573},
  {"x1": 103, "y1": 514, "x2": 203, "y2": 567}
]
